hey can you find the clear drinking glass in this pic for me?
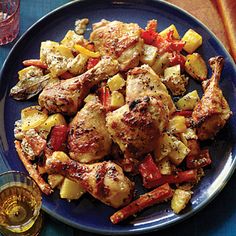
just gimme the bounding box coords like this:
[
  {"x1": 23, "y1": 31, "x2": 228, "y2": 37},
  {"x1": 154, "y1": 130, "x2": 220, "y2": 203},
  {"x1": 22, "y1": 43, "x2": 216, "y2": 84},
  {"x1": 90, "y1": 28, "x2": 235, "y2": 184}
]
[
  {"x1": 0, "y1": 171, "x2": 42, "y2": 236},
  {"x1": 0, "y1": 0, "x2": 20, "y2": 45}
]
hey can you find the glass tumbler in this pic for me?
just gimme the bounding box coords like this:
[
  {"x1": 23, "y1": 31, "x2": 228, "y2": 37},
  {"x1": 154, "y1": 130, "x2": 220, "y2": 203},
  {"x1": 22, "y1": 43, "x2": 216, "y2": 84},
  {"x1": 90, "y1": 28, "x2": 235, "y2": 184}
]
[
  {"x1": 0, "y1": 171, "x2": 43, "y2": 236},
  {"x1": 0, "y1": 0, "x2": 20, "y2": 45}
]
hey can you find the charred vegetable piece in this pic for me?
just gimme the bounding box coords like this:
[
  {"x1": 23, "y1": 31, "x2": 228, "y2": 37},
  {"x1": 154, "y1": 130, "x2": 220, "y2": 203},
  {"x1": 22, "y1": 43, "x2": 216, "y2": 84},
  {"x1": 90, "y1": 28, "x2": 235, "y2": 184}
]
[
  {"x1": 110, "y1": 183, "x2": 173, "y2": 224},
  {"x1": 48, "y1": 125, "x2": 68, "y2": 151},
  {"x1": 139, "y1": 154, "x2": 161, "y2": 188},
  {"x1": 10, "y1": 74, "x2": 51, "y2": 100}
]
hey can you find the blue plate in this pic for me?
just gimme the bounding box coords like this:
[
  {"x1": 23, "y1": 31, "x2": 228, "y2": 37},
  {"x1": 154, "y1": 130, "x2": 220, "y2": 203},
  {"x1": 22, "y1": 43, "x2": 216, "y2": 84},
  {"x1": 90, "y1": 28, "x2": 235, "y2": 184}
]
[{"x1": 0, "y1": 0, "x2": 236, "y2": 234}]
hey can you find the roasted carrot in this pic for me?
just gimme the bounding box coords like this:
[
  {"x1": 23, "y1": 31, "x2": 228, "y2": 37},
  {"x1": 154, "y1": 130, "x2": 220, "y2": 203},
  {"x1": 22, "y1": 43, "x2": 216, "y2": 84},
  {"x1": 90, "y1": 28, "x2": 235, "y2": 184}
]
[
  {"x1": 22, "y1": 59, "x2": 48, "y2": 69},
  {"x1": 144, "y1": 169, "x2": 198, "y2": 189},
  {"x1": 110, "y1": 183, "x2": 173, "y2": 224},
  {"x1": 14, "y1": 140, "x2": 53, "y2": 195}
]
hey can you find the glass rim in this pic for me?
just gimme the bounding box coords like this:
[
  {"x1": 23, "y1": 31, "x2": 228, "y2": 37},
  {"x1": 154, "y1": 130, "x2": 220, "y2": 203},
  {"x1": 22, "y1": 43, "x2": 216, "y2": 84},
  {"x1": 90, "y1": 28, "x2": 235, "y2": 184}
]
[
  {"x1": 0, "y1": 170, "x2": 42, "y2": 232},
  {"x1": 0, "y1": 170, "x2": 41, "y2": 192},
  {"x1": 0, "y1": 0, "x2": 20, "y2": 24}
]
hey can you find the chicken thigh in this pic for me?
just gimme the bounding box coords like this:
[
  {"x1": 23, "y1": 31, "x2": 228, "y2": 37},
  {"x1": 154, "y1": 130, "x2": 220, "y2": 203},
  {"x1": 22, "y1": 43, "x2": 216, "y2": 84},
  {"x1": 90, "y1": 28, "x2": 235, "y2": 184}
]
[
  {"x1": 90, "y1": 20, "x2": 143, "y2": 71},
  {"x1": 192, "y1": 56, "x2": 232, "y2": 140},
  {"x1": 106, "y1": 96, "x2": 170, "y2": 159},
  {"x1": 126, "y1": 64, "x2": 176, "y2": 114},
  {"x1": 38, "y1": 57, "x2": 119, "y2": 116},
  {"x1": 68, "y1": 99, "x2": 112, "y2": 163},
  {"x1": 46, "y1": 153, "x2": 134, "y2": 208}
]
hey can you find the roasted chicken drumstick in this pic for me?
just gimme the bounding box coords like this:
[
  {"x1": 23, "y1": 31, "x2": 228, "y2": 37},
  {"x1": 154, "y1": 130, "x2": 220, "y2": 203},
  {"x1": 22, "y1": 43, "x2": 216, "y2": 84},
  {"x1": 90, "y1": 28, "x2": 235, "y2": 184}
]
[
  {"x1": 38, "y1": 57, "x2": 119, "y2": 115},
  {"x1": 46, "y1": 153, "x2": 134, "y2": 208},
  {"x1": 192, "y1": 56, "x2": 232, "y2": 140},
  {"x1": 68, "y1": 99, "x2": 112, "y2": 163}
]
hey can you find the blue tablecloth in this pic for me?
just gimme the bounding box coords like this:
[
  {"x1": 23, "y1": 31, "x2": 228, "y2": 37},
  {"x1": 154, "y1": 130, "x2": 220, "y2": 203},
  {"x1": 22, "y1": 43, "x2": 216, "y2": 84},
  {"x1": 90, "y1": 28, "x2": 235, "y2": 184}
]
[{"x1": 0, "y1": 1, "x2": 236, "y2": 235}]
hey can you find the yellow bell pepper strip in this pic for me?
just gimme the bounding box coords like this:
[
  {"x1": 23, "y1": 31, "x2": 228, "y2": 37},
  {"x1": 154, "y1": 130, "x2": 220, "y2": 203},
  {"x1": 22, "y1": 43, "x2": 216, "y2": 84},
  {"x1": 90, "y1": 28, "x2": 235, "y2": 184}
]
[{"x1": 74, "y1": 44, "x2": 100, "y2": 58}]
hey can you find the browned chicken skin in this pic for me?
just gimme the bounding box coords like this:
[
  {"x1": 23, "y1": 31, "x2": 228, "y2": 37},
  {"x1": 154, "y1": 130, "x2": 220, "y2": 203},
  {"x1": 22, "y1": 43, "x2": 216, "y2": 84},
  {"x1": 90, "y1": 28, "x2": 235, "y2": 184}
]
[
  {"x1": 38, "y1": 57, "x2": 119, "y2": 116},
  {"x1": 90, "y1": 20, "x2": 143, "y2": 71},
  {"x1": 192, "y1": 56, "x2": 232, "y2": 140},
  {"x1": 126, "y1": 64, "x2": 176, "y2": 114},
  {"x1": 106, "y1": 96, "x2": 170, "y2": 159},
  {"x1": 46, "y1": 154, "x2": 134, "y2": 208},
  {"x1": 68, "y1": 99, "x2": 112, "y2": 163}
]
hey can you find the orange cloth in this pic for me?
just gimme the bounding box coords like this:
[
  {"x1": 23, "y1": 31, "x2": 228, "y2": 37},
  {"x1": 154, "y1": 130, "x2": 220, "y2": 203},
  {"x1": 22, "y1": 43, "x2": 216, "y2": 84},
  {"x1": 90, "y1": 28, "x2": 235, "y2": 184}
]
[
  {"x1": 167, "y1": 0, "x2": 235, "y2": 62},
  {"x1": 216, "y1": 0, "x2": 236, "y2": 62}
]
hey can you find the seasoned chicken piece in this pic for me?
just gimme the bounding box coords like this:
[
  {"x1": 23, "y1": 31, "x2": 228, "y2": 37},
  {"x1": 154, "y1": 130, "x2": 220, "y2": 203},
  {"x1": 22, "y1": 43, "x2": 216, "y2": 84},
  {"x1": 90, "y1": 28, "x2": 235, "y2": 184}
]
[
  {"x1": 46, "y1": 153, "x2": 134, "y2": 208},
  {"x1": 90, "y1": 20, "x2": 143, "y2": 71},
  {"x1": 192, "y1": 56, "x2": 232, "y2": 140},
  {"x1": 106, "y1": 96, "x2": 170, "y2": 159},
  {"x1": 68, "y1": 99, "x2": 112, "y2": 163},
  {"x1": 38, "y1": 57, "x2": 119, "y2": 116},
  {"x1": 126, "y1": 64, "x2": 176, "y2": 114}
]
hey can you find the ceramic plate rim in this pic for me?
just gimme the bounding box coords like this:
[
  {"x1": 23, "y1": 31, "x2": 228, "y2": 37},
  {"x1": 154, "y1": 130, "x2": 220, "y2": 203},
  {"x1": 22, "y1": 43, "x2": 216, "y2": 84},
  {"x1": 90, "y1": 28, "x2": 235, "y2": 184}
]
[{"x1": 0, "y1": 0, "x2": 236, "y2": 234}]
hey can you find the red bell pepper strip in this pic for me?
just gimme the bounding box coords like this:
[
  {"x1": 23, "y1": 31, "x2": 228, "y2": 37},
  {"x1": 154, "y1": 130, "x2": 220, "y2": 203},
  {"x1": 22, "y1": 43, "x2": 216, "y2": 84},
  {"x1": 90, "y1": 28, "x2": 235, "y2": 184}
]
[
  {"x1": 144, "y1": 169, "x2": 198, "y2": 189},
  {"x1": 139, "y1": 154, "x2": 161, "y2": 188},
  {"x1": 140, "y1": 29, "x2": 158, "y2": 45},
  {"x1": 169, "y1": 51, "x2": 186, "y2": 69},
  {"x1": 141, "y1": 28, "x2": 185, "y2": 56},
  {"x1": 60, "y1": 71, "x2": 74, "y2": 80},
  {"x1": 186, "y1": 149, "x2": 212, "y2": 169},
  {"x1": 174, "y1": 110, "x2": 193, "y2": 117},
  {"x1": 22, "y1": 59, "x2": 48, "y2": 69},
  {"x1": 110, "y1": 183, "x2": 173, "y2": 224},
  {"x1": 87, "y1": 57, "x2": 100, "y2": 70},
  {"x1": 97, "y1": 86, "x2": 111, "y2": 111},
  {"x1": 48, "y1": 125, "x2": 68, "y2": 151}
]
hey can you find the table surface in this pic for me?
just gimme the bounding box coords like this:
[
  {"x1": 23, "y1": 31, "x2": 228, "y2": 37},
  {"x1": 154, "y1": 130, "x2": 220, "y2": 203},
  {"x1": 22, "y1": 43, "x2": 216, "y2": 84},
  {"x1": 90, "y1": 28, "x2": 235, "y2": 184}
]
[{"x1": 0, "y1": 0, "x2": 236, "y2": 235}]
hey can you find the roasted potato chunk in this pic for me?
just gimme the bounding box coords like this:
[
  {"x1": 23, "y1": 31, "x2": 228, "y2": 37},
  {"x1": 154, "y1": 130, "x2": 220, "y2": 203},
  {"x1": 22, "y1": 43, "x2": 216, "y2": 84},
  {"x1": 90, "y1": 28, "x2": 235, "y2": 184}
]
[
  {"x1": 182, "y1": 29, "x2": 202, "y2": 53},
  {"x1": 171, "y1": 189, "x2": 192, "y2": 214},
  {"x1": 21, "y1": 106, "x2": 48, "y2": 131},
  {"x1": 185, "y1": 53, "x2": 207, "y2": 81},
  {"x1": 159, "y1": 24, "x2": 180, "y2": 39},
  {"x1": 60, "y1": 178, "x2": 86, "y2": 200}
]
